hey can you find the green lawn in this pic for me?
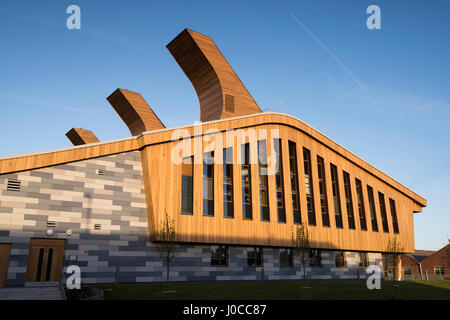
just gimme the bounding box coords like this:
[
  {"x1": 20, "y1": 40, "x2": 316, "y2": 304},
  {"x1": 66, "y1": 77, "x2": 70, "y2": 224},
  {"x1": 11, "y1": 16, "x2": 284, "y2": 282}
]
[{"x1": 95, "y1": 280, "x2": 450, "y2": 300}]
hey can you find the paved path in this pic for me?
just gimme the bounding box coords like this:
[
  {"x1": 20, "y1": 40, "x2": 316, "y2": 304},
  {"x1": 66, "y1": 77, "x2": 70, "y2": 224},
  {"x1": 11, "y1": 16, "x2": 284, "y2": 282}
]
[{"x1": 0, "y1": 286, "x2": 64, "y2": 300}]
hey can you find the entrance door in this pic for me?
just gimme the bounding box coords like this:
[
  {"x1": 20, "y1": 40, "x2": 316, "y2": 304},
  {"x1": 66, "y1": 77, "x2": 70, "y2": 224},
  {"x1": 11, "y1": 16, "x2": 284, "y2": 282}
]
[
  {"x1": 26, "y1": 239, "x2": 66, "y2": 283},
  {"x1": 0, "y1": 244, "x2": 11, "y2": 287}
]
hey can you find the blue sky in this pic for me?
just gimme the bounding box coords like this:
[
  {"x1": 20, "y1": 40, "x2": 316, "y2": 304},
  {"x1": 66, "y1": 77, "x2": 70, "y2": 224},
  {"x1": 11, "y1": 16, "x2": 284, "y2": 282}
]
[{"x1": 0, "y1": 1, "x2": 449, "y2": 250}]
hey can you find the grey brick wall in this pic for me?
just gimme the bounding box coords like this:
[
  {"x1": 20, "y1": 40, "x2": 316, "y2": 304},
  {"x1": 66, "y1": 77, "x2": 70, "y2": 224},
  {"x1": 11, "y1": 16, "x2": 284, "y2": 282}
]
[{"x1": 0, "y1": 150, "x2": 383, "y2": 286}]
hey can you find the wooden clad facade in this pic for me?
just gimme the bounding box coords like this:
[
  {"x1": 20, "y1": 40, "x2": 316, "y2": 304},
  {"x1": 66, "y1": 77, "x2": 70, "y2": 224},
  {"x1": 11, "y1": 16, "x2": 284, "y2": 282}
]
[{"x1": 139, "y1": 116, "x2": 424, "y2": 253}]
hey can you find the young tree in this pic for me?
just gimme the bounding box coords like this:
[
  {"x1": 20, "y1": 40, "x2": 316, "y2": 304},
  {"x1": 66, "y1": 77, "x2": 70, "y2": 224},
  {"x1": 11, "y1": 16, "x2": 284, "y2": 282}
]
[
  {"x1": 157, "y1": 211, "x2": 178, "y2": 282},
  {"x1": 385, "y1": 236, "x2": 405, "y2": 282},
  {"x1": 292, "y1": 223, "x2": 311, "y2": 280}
]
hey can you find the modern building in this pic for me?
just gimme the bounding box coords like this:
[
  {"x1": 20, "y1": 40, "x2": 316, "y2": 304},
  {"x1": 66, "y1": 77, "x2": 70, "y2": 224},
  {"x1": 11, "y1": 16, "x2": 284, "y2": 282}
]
[
  {"x1": 0, "y1": 29, "x2": 427, "y2": 287},
  {"x1": 400, "y1": 245, "x2": 449, "y2": 280}
]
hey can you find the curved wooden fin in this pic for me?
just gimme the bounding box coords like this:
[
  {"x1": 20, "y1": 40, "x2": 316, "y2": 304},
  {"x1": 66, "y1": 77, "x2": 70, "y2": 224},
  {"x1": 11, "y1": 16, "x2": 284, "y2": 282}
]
[
  {"x1": 65, "y1": 128, "x2": 100, "y2": 146},
  {"x1": 107, "y1": 88, "x2": 165, "y2": 136},
  {"x1": 167, "y1": 29, "x2": 262, "y2": 122}
]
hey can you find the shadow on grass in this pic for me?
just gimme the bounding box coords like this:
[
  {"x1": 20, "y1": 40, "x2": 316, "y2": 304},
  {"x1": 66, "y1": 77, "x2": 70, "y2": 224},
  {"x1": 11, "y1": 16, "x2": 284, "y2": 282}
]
[{"x1": 95, "y1": 280, "x2": 450, "y2": 300}]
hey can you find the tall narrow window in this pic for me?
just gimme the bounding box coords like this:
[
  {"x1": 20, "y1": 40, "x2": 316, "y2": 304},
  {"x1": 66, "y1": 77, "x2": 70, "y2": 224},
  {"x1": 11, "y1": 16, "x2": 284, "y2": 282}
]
[
  {"x1": 317, "y1": 156, "x2": 330, "y2": 227},
  {"x1": 181, "y1": 156, "x2": 193, "y2": 214},
  {"x1": 223, "y1": 148, "x2": 234, "y2": 218},
  {"x1": 389, "y1": 198, "x2": 399, "y2": 234},
  {"x1": 367, "y1": 186, "x2": 378, "y2": 232},
  {"x1": 359, "y1": 252, "x2": 368, "y2": 268},
  {"x1": 288, "y1": 141, "x2": 301, "y2": 224},
  {"x1": 247, "y1": 247, "x2": 263, "y2": 267},
  {"x1": 273, "y1": 139, "x2": 286, "y2": 223},
  {"x1": 355, "y1": 179, "x2": 367, "y2": 230},
  {"x1": 280, "y1": 248, "x2": 293, "y2": 267},
  {"x1": 303, "y1": 148, "x2": 316, "y2": 226},
  {"x1": 258, "y1": 140, "x2": 270, "y2": 221},
  {"x1": 309, "y1": 249, "x2": 321, "y2": 267},
  {"x1": 241, "y1": 143, "x2": 252, "y2": 220},
  {"x1": 378, "y1": 192, "x2": 389, "y2": 233},
  {"x1": 335, "y1": 251, "x2": 346, "y2": 267},
  {"x1": 211, "y1": 245, "x2": 228, "y2": 266},
  {"x1": 203, "y1": 151, "x2": 214, "y2": 216},
  {"x1": 343, "y1": 171, "x2": 355, "y2": 229},
  {"x1": 330, "y1": 164, "x2": 343, "y2": 228}
]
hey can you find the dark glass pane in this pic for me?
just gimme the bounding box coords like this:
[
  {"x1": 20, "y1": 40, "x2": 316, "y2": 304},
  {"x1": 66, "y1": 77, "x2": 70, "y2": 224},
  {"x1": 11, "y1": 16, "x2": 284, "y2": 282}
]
[{"x1": 45, "y1": 248, "x2": 53, "y2": 281}]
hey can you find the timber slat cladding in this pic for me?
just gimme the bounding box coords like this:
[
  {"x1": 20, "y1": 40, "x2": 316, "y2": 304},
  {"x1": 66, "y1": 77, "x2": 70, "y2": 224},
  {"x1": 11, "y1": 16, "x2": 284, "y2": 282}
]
[
  {"x1": 65, "y1": 128, "x2": 100, "y2": 146},
  {"x1": 0, "y1": 113, "x2": 426, "y2": 208},
  {"x1": 167, "y1": 29, "x2": 262, "y2": 122}
]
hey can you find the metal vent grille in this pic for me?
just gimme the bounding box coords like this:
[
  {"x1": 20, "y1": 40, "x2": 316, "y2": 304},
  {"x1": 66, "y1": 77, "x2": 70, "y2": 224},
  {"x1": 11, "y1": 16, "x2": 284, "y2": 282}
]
[
  {"x1": 46, "y1": 221, "x2": 56, "y2": 228},
  {"x1": 225, "y1": 94, "x2": 235, "y2": 113},
  {"x1": 94, "y1": 224, "x2": 101, "y2": 230},
  {"x1": 7, "y1": 179, "x2": 21, "y2": 192},
  {"x1": 96, "y1": 169, "x2": 105, "y2": 175}
]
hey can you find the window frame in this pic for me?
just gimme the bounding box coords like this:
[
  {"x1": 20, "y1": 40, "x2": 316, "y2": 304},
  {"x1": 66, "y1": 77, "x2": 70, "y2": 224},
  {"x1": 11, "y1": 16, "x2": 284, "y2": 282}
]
[
  {"x1": 317, "y1": 156, "x2": 330, "y2": 227},
  {"x1": 210, "y1": 245, "x2": 228, "y2": 267},
  {"x1": 309, "y1": 249, "x2": 322, "y2": 267},
  {"x1": 202, "y1": 151, "x2": 215, "y2": 217},
  {"x1": 335, "y1": 251, "x2": 347, "y2": 268},
  {"x1": 223, "y1": 147, "x2": 234, "y2": 218},
  {"x1": 303, "y1": 148, "x2": 316, "y2": 226},
  {"x1": 181, "y1": 155, "x2": 194, "y2": 215},
  {"x1": 247, "y1": 246, "x2": 263, "y2": 267},
  {"x1": 288, "y1": 141, "x2": 302, "y2": 224},
  {"x1": 280, "y1": 248, "x2": 294, "y2": 267},
  {"x1": 258, "y1": 140, "x2": 270, "y2": 222},
  {"x1": 273, "y1": 138, "x2": 286, "y2": 223}
]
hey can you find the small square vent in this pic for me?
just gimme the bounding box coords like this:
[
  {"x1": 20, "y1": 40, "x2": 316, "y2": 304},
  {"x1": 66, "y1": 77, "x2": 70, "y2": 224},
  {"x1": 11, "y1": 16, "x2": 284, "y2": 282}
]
[
  {"x1": 94, "y1": 224, "x2": 101, "y2": 230},
  {"x1": 46, "y1": 221, "x2": 56, "y2": 228},
  {"x1": 7, "y1": 179, "x2": 21, "y2": 192},
  {"x1": 225, "y1": 94, "x2": 235, "y2": 113}
]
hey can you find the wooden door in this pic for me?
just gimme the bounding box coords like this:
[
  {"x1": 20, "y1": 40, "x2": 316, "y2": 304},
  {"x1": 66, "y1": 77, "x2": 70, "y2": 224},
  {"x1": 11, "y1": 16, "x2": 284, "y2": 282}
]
[
  {"x1": 26, "y1": 239, "x2": 66, "y2": 283},
  {"x1": 0, "y1": 244, "x2": 11, "y2": 287}
]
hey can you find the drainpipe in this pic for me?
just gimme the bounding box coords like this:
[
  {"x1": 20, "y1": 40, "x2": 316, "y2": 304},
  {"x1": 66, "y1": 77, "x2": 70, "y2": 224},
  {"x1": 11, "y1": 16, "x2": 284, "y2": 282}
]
[{"x1": 418, "y1": 263, "x2": 423, "y2": 280}]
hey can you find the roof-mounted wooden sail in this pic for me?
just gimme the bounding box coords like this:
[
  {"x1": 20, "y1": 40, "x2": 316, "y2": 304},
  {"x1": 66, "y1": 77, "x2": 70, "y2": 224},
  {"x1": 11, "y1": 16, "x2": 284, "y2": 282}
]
[
  {"x1": 107, "y1": 88, "x2": 165, "y2": 136},
  {"x1": 65, "y1": 128, "x2": 100, "y2": 146},
  {"x1": 167, "y1": 28, "x2": 262, "y2": 122}
]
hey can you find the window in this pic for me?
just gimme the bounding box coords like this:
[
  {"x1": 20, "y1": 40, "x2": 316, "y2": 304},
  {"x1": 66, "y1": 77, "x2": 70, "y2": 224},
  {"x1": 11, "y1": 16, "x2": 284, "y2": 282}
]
[
  {"x1": 330, "y1": 164, "x2": 343, "y2": 228},
  {"x1": 434, "y1": 266, "x2": 445, "y2": 275},
  {"x1": 403, "y1": 268, "x2": 412, "y2": 276},
  {"x1": 389, "y1": 198, "x2": 399, "y2": 234},
  {"x1": 303, "y1": 148, "x2": 316, "y2": 226},
  {"x1": 280, "y1": 248, "x2": 294, "y2": 267},
  {"x1": 181, "y1": 156, "x2": 194, "y2": 214},
  {"x1": 223, "y1": 148, "x2": 234, "y2": 218},
  {"x1": 211, "y1": 245, "x2": 228, "y2": 266},
  {"x1": 203, "y1": 152, "x2": 214, "y2": 216},
  {"x1": 359, "y1": 252, "x2": 368, "y2": 268},
  {"x1": 335, "y1": 251, "x2": 346, "y2": 267},
  {"x1": 241, "y1": 143, "x2": 252, "y2": 220},
  {"x1": 367, "y1": 186, "x2": 378, "y2": 232},
  {"x1": 355, "y1": 179, "x2": 367, "y2": 230},
  {"x1": 247, "y1": 247, "x2": 263, "y2": 267},
  {"x1": 288, "y1": 141, "x2": 301, "y2": 224},
  {"x1": 378, "y1": 192, "x2": 389, "y2": 233},
  {"x1": 343, "y1": 171, "x2": 355, "y2": 229},
  {"x1": 258, "y1": 140, "x2": 270, "y2": 221},
  {"x1": 273, "y1": 139, "x2": 286, "y2": 223},
  {"x1": 309, "y1": 249, "x2": 321, "y2": 267},
  {"x1": 317, "y1": 156, "x2": 330, "y2": 227}
]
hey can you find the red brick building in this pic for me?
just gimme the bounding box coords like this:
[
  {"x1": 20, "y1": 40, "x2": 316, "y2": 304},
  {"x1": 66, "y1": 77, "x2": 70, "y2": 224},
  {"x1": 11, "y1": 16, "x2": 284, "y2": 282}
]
[{"x1": 401, "y1": 245, "x2": 450, "y2": 280}]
